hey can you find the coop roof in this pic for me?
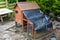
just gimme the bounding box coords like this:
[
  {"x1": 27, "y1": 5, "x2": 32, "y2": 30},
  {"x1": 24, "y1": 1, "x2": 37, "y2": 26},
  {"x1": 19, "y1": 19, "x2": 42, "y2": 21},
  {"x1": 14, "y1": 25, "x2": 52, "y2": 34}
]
[{"x1": 15, "y1": 2, "x2": 40, "y2": 10}]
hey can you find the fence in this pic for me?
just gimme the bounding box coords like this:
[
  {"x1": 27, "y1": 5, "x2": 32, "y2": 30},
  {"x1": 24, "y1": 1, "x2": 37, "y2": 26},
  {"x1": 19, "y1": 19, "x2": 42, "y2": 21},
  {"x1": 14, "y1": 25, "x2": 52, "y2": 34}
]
[{"x1": 0, "y1": 0, "x2": 18, "y2": 10}]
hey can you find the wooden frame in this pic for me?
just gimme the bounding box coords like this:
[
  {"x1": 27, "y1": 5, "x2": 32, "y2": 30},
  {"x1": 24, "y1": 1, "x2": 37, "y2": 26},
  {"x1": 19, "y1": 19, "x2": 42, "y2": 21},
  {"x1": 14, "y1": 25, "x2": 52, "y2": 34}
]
[{"x1": 23, "y1": 18, "x2": 37, "y2": 39}]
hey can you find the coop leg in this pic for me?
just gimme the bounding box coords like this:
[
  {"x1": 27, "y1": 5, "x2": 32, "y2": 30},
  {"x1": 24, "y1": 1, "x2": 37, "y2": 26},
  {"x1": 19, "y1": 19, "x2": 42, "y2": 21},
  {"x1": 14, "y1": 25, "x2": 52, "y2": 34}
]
[
  {"x1": 34, "y1": 30, "x2": 36, "y2": 40},
  {"x1": 22, "y1": 21, "x2": 24, "y2": 32},
  {"x1": 32, "y1": 29, "x2": 34, "y2": 38},
  {"x1": 32, "y1": 25, "x2": 34, "y2": 38},
  {"x1": 22, "y1": 24, "x2": 24, "y2": 32},
  {"x1": 27, "y1": 23, "x2": 30, "y2": 40},
  {"x1": 32, "y1": 29, "x2": 37, "y2": 40}
]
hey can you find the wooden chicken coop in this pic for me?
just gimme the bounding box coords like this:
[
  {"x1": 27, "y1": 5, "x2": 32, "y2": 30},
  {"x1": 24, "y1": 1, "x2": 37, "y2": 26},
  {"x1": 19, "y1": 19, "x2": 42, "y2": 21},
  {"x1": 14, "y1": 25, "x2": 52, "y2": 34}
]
[{"x1": 14, "y1": 2, "x2": 53, "y2": 39}]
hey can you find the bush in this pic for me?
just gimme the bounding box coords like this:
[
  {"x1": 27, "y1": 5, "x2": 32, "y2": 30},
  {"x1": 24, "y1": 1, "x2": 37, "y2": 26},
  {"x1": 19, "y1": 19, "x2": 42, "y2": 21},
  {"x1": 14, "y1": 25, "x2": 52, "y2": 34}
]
[
  {"x1": 0, "y1": 0, "x2": 5, "y2": 2},
  {"x1": 8, "y1": 0, "x2": 16, "y2": 3}
]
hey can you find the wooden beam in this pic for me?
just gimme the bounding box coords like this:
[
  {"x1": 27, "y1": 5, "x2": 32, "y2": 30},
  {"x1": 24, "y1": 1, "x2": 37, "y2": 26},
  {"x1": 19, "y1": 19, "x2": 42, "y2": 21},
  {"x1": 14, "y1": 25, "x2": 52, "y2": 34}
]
[{"x1": 6, "y1": 0, "x2": 8, "y2": 8}]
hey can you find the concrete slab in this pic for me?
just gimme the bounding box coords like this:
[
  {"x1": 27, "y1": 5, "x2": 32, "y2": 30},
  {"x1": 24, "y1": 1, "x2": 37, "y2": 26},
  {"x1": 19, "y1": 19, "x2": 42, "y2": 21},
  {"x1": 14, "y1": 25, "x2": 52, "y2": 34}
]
[
  {"x1": 0, "y1": 30, "x2": 27, "y2": 40},
  {"x1": 0, "y1": 20, "x2": 59, "y2": 40},
  {"x1": 0, "y1": 21, "x2": 15, "y2": 32}
]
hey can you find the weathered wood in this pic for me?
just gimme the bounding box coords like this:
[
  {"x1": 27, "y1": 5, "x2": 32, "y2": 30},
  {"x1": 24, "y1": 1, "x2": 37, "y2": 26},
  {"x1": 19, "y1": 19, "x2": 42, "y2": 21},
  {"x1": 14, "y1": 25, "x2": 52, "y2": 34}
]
[
  {"x1": 0, "y1": 0, "x2": 17, "y2": 10},
  {"x1": 0, "y1": 2, "x2": 6, "y2": 4},
  {"x1": 6, "y1": 0, "x2": 8, "y2": 8},
  {"x1": 0, "y1": 1, "x2": 6, "y2": 8},
  {"x1": 9, "y1": 3, "x2": 15, "y2": 6},
  {"x1": 0, "y1": 5, "x2": 6, "y2": 8}
]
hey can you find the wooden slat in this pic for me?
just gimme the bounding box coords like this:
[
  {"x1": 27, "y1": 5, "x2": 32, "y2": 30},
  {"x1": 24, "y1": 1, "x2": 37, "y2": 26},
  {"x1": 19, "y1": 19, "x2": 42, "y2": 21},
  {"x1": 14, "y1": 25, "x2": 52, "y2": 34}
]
[
  {"x1": 0, "y1": 1, "x2": 6, "y2": 8},
  {"x1": 0, "y1": 2, "x2": 6, "y2": 4},
  {"x1": 0, "y1": 5, "x2": 6, "y2": 8},
  {"x1": 8, "y1": 3, "x2": 15, "y2": 10},
  {"x1": 9, "y1": 6, "x2": 14, "y2": 9},
  {"x1": 9, "y1": 3, "x2": 15, "y2": 6}
]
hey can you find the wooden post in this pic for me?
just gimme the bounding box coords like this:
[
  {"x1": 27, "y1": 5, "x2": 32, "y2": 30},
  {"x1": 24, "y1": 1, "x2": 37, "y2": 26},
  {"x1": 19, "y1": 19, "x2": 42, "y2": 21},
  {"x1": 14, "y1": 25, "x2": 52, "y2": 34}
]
[
  {"x1": 34, "y1": 30, "x2": 36, "y2": 40},
  {"x1": 32, "y1": 24, "x2": 34, "y2": 38},
  {"x1": 31, "y1": 24, "x2": 36, "y2": 40},
  {"x1": 22, "y1": 20, "x2": 24, "y2": 32},
  {"x1": 6, "y1": 0, "x2": 8, "y2": 8},
  {"x1": 27, "y1": 22, "x2": 30, "y2": 40},
  {"x1": 17, "y1": 0, "x2": 18, "y2": 2}
]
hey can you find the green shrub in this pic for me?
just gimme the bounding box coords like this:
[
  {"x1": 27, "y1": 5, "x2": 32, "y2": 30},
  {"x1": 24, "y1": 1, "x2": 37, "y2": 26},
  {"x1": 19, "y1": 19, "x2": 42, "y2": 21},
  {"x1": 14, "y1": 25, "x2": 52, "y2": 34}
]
[
  {"x1": 0, "y1": 0, "x2": 5, "y2": 2},
  {"x1": 8, "y1": 0, "x2": 16, "y2": 3}
]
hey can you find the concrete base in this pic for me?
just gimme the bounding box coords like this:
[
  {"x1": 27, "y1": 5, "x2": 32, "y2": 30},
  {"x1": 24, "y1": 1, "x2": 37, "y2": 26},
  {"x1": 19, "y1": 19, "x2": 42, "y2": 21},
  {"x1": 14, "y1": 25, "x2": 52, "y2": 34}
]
[{"x1": 0, "y1": 21, "x2": 15, "y2": 32}]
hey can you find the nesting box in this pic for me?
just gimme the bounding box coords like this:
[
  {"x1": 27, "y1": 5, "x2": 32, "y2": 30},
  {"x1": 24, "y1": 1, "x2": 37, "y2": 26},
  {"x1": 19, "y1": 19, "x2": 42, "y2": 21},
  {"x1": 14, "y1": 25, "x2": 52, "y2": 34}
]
[{"x1": 14, "y1": 2, "x2": 53, "y2": 39}]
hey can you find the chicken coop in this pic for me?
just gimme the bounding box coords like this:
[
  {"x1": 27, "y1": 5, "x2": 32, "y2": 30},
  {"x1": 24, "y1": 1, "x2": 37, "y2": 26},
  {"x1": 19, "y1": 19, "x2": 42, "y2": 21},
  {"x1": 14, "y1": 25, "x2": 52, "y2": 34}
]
[{"x1": 14, "y1": 2, "x2": 53, "y2": 39}]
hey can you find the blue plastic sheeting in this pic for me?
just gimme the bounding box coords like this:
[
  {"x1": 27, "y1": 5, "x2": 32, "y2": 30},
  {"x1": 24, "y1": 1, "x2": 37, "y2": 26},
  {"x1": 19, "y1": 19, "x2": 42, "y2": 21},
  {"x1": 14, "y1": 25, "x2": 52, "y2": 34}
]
[{"x1": 23, "y1": 9, "x2": 52, "y2": 30}]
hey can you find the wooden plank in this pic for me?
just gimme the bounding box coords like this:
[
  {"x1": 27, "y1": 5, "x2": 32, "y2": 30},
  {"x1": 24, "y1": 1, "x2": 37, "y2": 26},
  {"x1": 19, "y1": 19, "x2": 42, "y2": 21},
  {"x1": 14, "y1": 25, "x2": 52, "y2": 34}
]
[
  {"x1": 9, "y1": 6, "x2": 14, "y2": 8},
  {"x1": 17, "y1": 0, "x2": 18, "y2": 2},
  {"x1": 0, "y1": 2, "x2": 6, "y2": 4},
  {"x1": 9, "y1": 6, "x2": 14, "y2": 10},
  {"x1": 0, "y1": 1, "x2": 6, "y2": 8},
  {"x1": 9, "y1": 3, "x2": 15, "y2": 6},
  {"x1": 6, "y1": 0, "x2": 8, "y2": 7},
  {"x1": 8, "y1": 3, "x2": 15, "y2": 10},
  {"x1": 0, "y1": 5, "x2": 6, "y2": 8}
]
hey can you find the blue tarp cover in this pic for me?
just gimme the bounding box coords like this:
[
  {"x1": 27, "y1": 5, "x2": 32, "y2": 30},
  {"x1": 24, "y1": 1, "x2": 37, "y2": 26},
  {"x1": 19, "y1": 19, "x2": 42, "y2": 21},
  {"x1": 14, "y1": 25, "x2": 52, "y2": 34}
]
[{"x1": 23, "y1": 9, "x2": 52, "y2": 30}]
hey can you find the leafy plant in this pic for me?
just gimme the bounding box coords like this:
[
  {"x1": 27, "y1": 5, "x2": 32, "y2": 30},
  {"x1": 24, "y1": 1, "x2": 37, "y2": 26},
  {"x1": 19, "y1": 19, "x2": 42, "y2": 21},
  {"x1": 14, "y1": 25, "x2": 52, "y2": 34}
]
[
  {"x1": 0, "y1": 0, "x2": 5, "y2": 2},
  {"x1": 8, "y1": 0, "x2": 17, "y2": 3}
]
